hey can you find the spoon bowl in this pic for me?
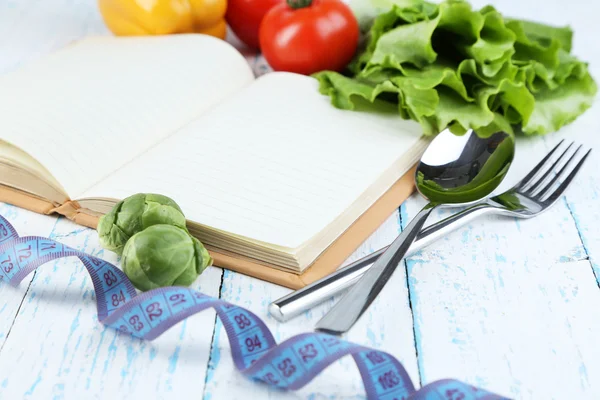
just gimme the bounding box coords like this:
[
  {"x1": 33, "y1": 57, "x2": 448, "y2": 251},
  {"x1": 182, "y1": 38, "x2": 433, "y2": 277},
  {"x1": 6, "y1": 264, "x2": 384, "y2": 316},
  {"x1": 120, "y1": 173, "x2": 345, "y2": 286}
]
[
  {"x1": 315, "y1": 128, "x2": 515, "y2": 335},
  {"x1": 416, "y1": 129, "x2": 514, "y2": 205}
]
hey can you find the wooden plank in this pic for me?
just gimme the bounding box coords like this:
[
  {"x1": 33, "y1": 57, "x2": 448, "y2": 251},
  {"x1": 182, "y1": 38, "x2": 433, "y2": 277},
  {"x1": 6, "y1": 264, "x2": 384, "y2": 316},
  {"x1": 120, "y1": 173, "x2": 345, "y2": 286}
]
[
  {"x1": 0, "y1": 0, "x2": 109, "y2": 74},
  {"x1": 548, "y1": 88, "x2": 600, "y2": 286},
  {"x1": 0, "y1": 216, "x2": 224, "y2": 398},
  {"x1": 401, "y1": 131, "x2": 600, "y2": 398},
  {"x1": 1, "y1": 1, "x2": 598, "y2": 399},
  {"x1": 202, "y1": 211, "x2": 420, "y2": 398},
  {"x1": 0, "y1": 0, "x2": 268, "y2": 76},
  {"x1": 0, "y1": 203, "x2": 57, "y2": 351}
]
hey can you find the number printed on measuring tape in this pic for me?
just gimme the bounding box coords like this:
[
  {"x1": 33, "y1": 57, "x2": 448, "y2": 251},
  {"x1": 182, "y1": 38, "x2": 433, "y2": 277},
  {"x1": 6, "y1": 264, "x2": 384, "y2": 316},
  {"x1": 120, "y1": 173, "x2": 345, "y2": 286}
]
[{"x1": 0, "y1": 215, "x2": 509, "y2": 400}]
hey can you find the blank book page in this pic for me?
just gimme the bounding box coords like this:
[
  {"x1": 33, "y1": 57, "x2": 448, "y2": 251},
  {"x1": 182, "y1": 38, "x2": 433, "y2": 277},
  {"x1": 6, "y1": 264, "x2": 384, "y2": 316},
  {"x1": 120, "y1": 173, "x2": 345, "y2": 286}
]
[
  {"x1": 0, "y1": 34, "x2": 254, "y2": 198},
  {"x1": 82, "y1": 73, "x2": 424, "y2": 249}
]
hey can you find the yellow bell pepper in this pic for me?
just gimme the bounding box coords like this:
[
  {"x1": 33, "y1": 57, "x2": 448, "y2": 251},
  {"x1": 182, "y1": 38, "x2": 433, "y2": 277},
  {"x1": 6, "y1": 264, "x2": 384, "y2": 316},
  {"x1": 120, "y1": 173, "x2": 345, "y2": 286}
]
[{"x1": 98, "y1": 0, "x2": 227, "y2": 39}]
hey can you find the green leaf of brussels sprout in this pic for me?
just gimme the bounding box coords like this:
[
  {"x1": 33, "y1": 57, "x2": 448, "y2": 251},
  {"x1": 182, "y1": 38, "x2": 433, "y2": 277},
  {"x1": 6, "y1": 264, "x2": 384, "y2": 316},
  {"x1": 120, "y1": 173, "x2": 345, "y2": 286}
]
[
  {"x1": 122, "y1": 224, "x2": 213, "y2": 292},
  {"x1": 97, "y1": 193, "x2": 188, "y2": 255}
]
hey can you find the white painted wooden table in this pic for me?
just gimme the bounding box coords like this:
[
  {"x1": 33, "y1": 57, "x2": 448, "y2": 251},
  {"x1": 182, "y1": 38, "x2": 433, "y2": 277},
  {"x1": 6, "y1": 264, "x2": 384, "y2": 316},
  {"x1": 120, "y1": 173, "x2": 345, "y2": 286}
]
[{"x1": 1, "y1": 0, "x2": 599, "y2": 398}]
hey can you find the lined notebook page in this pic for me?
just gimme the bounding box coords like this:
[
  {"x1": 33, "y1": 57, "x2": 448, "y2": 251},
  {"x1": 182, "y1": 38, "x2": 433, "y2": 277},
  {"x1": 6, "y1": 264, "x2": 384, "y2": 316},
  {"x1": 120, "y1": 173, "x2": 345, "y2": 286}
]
[
  {"x1": 82, "y1": 73, "x2": 424, "y2": 249},
  {"x1": 0, "y1": 34, "x2": 254, "y2": 198}
]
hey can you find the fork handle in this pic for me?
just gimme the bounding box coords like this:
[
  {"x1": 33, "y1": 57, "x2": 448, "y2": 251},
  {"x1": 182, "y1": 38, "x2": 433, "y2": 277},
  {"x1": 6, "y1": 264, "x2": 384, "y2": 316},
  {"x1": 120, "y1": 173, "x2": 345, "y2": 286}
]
[
  {"x1": 269, "y1": 202, "x2": 497, "y2": 322},
  {"x1": 315, "y1": 203, "x2": 437, "y2": 334}
]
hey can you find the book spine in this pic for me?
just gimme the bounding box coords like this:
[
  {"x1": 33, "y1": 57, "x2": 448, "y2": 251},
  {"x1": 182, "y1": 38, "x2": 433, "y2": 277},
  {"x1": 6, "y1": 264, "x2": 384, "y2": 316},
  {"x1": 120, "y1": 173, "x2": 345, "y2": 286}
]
[
  {"x1": 0, "y1": 185, "x2": 57, "y2": 215},
  {"x1": 51, "y1": 201, "x2": 99, "y2": 230},
  {"x1": 0, "y1": 185, "x2": 99, "y2": 230}
]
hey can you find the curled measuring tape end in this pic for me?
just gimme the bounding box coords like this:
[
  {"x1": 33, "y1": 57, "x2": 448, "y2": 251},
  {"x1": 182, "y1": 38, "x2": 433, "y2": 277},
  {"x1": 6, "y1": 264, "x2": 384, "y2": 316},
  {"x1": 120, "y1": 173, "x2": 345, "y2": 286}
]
[{"x1": 0, "y1": 215, "x2": 509, "y2": 400}]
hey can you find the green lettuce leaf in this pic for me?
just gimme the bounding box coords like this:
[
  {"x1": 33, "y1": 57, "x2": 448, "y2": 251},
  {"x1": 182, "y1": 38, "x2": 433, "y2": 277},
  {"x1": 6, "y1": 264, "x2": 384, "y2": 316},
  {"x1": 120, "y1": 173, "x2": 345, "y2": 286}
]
[{"x1": 314, "y1": 0, "x2": 596, "y2": 136}]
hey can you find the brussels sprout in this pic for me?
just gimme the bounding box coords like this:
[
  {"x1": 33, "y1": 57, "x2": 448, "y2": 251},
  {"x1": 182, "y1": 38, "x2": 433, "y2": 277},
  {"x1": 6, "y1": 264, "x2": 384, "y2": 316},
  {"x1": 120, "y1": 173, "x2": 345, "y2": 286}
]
[
  {"x1": 98, "y1": 193, "x2": 187, "y2": 255},
  {"x1": 122, "y1": 224, "x2": 213, "y2": 291}
]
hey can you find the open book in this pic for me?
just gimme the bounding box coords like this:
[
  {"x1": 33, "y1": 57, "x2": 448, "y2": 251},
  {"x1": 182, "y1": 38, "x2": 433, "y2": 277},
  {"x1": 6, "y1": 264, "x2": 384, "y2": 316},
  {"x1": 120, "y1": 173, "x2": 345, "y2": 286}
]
[{"x1": 0, "y1": 34, "x2": 427, "y2": 288}]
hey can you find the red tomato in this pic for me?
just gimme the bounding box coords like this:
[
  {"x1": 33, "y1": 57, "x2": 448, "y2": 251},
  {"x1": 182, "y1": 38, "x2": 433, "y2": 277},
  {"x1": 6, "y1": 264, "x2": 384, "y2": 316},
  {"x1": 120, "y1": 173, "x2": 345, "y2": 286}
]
[
  {"x1": 259, "y1": 0, "x2": 359, "y2": 75},
  {"x1": 226, "y1": 0, "x2": 283, "y2": 50}
]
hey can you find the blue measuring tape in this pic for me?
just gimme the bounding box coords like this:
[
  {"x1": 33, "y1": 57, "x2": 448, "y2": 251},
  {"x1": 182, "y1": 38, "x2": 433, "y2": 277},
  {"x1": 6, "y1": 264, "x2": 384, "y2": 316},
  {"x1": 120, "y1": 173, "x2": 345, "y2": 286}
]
[{"x1": 0, "y1": 214, "x2": 508, "y2": 399}]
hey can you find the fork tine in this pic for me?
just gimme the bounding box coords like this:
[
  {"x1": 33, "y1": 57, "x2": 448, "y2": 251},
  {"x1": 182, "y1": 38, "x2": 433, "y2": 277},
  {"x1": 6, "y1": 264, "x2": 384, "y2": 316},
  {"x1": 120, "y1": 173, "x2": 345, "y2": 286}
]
[
  {"x1": 543, "y1": 149, "x2": 591, "y2": 204},
  {"x1": 524, "y1": 141, "x2": 574, "y2": 194},
  {"x1": 535, "y1": 145, "x2": 582, "y2": 199},
  {"x1": 516, "y1": 139, "x2": 565, "y2": 190}
]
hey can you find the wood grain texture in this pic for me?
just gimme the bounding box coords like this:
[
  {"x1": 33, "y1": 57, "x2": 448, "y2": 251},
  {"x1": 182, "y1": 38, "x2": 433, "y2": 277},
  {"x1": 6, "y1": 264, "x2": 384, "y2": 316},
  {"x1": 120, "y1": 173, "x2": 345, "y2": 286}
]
[
  {"x1": 553, "y1": 98, "x2": 600, "y2": 287},
  {"x1": 202, "y1": 212, "x2": 419, "y2": 399},
  {"x1": 398, "y1": 105, "x2": 600, "y2": 399},
  {"x1": 0, "y1": 204, "x2": 57, "y2": 352},
  {"x1": 394, "y1": 1, "x2": 600, "y2": 397},
  {"x1": 0, "y1": 215, "x2": 224, "y2": 399},
  {"x1": 1, "y1": 0, "x2": 599, "y2": 399}
]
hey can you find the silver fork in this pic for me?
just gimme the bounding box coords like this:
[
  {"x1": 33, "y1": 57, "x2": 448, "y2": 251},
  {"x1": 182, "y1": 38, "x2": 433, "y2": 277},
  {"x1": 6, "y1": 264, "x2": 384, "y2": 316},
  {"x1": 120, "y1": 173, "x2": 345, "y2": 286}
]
[{"x1": 270, "y1": 140, "x2": 591, "y2": 322}]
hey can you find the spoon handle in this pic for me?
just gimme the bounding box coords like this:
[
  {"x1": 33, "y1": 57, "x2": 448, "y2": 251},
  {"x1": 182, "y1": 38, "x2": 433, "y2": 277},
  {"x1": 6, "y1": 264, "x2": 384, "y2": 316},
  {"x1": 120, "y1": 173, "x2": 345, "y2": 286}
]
[{"x1": 315, "y1": 203, "x2": 436, "y2": 335}]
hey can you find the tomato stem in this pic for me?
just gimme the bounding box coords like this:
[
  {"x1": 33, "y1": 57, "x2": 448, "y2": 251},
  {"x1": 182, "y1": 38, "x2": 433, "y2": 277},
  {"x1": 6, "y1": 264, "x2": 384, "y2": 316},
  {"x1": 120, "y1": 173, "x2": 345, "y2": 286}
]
[{"x1": 286, "y1": 0, "x2": 312, "y2": 9}]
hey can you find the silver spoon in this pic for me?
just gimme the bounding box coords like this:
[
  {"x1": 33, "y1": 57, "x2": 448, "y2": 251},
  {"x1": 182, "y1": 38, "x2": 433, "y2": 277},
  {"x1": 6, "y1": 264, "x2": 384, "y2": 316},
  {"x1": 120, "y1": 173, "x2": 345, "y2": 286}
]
[{"x1": 315, "y1": 128, "x2": 515, "y2": 335}]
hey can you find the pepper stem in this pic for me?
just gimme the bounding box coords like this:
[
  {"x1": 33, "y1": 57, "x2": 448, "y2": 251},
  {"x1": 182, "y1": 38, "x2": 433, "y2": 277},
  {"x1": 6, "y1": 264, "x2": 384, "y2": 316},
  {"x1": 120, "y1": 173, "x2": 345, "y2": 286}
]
[{"x1": 287, "y1": 0, "x2": 312, "y2": 9}]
